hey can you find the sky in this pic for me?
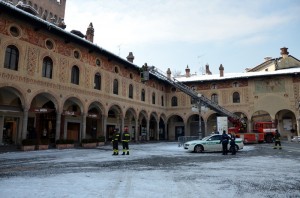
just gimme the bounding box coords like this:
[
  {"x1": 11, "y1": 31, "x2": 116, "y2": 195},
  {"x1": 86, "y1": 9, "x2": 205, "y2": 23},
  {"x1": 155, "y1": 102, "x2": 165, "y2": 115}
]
[
  {"x1": 0, "y1": 143, "x2": 299, "y2": 197},
  {"x1": 64, "y1": 0, "x2": 300, "y2": 75}
]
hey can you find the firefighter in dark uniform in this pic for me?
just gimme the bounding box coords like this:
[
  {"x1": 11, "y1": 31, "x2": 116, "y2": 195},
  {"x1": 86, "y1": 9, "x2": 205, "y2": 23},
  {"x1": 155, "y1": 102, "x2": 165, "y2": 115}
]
[
  {"x1": 273, "y1": 129, "x2": 282, "y2": 149},
  {"x1": 122, "y1": 127, "x2": 130, "y2": 155},
  {"x1": 230, "y1": 133, "x2": 236, "y2": 155},
  {"x1": 112, "y1": 129, "x2": 120, "y2": 155},
  {"x1": 220, "y1": 130, "x2": 230, "y2": 155}
]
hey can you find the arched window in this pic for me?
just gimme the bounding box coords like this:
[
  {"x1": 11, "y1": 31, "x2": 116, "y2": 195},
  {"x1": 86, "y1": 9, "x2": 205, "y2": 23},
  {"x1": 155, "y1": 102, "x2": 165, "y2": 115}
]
[
  {"x1": 94, "y1": 73, "x2": 101, "y2": 90},
  {"x1": 152, "y1": 92, "x2": 156, "y2": 104},
  {"x1": 141, "y1": 89, "x2": 145, "y2": 101},
  {"x1": 161, "y1": 96, "x2": 164, "y2": 106},
  {"x1": 211, "y1": 94, "x2": 218, "y2": 104},
  {"x1": 42, "y1": 56, "x2": 53, "y2": 78},
  {"x1": 113, "y1": 79, "x2": 118, "y2": 95},
  {"x1": 129, "y1": 84, "x2": 133, "y2": 99},
  {"x1": 4, "y1": 45, "x2": 19, "y2": 71},
  {"x1": 171, "y1": 96, "x2": 178, "y2": 107},
  {"x1": 71, "y1": 65, "x2": 79, "y2": 85},
  {"x1": 233, "y1": 92, "x2": 240, "y2": 103}
]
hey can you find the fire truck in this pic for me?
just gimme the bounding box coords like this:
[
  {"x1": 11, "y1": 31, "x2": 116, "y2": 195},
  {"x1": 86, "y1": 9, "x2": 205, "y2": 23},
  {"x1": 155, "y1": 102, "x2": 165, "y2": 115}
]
[
  {"x1": 228, "y1": 121, "x2": 276, "y2": 143},
  {"x1": 141, "y1": 64, "x2": 276, "y2": 143}
]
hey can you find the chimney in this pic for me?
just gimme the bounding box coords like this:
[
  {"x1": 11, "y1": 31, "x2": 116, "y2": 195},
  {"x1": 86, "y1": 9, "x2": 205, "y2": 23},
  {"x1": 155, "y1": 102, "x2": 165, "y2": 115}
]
[
  {"x1": 205, "y1": 64, "x2": 212, "y2": 75},
  {"x1": 280, "y1": 47, "x2": 289, "y2": 59},
  {"x1": 185, "y1": 65, "x2": 190, "y2": 77},
  {"x1": 126, "y1": 52, "x2": 135, "y2": 63},
  {"x1": 167, "y1": 68, "x2": 171, "y2": 79},
  {"x1": 219, "y1": 64, "x2": 224, "y2": 77},
  {"x1": 86, "y1": 22, "x2": 94, "y2": 43}
]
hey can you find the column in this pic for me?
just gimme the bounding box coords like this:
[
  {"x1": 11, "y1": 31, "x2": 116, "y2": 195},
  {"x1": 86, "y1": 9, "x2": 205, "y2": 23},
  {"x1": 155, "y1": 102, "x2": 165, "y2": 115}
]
[
  {"x1": 22, "y1": 109, "x2": 29, "y2": 140},
  {"x1": 135, "y1": 119, "x2": 139, "y2": 141},
  {"x1": 55, "y1": 112, "x2": 61, "y2": 140},
  {"x1": 0, "y1": 116, "x2": 4, "y2": 143},
  {"x1": 81, "y1": 113, "x2": 87, "y2": 140},
  {"x1": 103, "y1": 115, "x2": 107, "y2": 140},
  {"x1": 146, "y1": 119, "x2": 150, "y2": 141},
  {"x1": 156, "y1": 122, "x2": 159, "y2": 141}
]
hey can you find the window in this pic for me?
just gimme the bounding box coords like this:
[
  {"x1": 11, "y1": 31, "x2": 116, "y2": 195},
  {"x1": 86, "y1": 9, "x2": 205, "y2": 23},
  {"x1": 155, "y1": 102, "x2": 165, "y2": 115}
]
[
  {"x1": 161, "y1": 96, "x2": 164, "y2": 106},
  {"x1": 113, "y1": 79, "x2": 118, "y2": 95},
  {"x1": 94, "y1": 73, "x2": 101, "y2": 90},
  {"x1": 171, "y1": 96, "x2": 178, "y2": 107},
  {"x1": 4, "y1": 45, "x2": 19, "y2": 71},
  {"x1": 211, "y1": 84, "x2": 217, "y2": 89},
  {"x1": 42, "y1": 56, "x2": 53, "y2": 78},
  {"x1": 233, "y1": 92, "x2": 240, "y2": 103},
  {"x1": 9, "y1": 26, "x2": 20, "y2": 37},
  {"x1": 152, "y1": 92, "x2": 156, "y2": 104},
  {"x1": 141, "y1": 89, "x2": 145, "y2": 101},
  {"x1": 71, "y1": 65, "x2": 79, "y2": 85},
  {"x1": 233, "y1": 82, "x2": 239, "y2": 87},
  {"x1": 129, "y1": 84, "x2": 133, "y2": 99},
  {"x1": 211, "y1": 94, "x2": 218, "y2": 104}
]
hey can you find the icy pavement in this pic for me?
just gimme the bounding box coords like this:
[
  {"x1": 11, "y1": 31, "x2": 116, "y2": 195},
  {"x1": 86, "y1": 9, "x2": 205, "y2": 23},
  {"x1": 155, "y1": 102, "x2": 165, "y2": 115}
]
[{"x1": 0, "y1": 142, "x2": 299, "y2": 198}]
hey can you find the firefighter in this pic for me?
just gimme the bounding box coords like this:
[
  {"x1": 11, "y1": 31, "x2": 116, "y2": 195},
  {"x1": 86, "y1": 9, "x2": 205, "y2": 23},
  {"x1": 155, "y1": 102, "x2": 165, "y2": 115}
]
[
  {"x1": 122, "y1": 127, "x2": 130, "y2": 155},
  {"x1": 230, "y1": 133, "x2": 236, "y2": 155},
  {"x1": 112, "y1": 129, "x2": 120, "y2": 155},
  {"x1": 220, "y1": 130, "x2": 230, "y2": 155},
  {"x1": 273, "y1": 130, "x2": 282, "y2": 149}
]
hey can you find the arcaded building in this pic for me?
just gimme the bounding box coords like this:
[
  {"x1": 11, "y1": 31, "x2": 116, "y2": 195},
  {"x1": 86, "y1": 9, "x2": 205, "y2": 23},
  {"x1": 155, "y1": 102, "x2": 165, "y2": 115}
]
[{"x1": 1, "y1": 1, "x2": 300, "y2": 146}]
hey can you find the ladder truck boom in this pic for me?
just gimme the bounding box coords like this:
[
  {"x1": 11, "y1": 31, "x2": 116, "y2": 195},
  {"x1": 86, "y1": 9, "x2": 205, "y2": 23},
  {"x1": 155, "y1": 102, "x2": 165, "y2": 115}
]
[{"x1": 141, "y1": 64, "x2": 240, "y2": 121}]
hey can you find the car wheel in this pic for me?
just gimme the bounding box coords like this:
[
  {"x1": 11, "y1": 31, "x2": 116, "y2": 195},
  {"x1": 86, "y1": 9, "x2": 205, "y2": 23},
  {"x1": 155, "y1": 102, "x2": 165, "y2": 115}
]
[
  {"x1": 194, "y1": 145, "x2": 204, "y2": 153},
  {"x1": 234, "y1": 145, "x2": 239, "y2": 152}
]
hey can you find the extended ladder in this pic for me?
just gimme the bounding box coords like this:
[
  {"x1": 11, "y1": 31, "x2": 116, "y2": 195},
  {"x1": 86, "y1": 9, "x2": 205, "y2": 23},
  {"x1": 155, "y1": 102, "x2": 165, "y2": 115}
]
[{"x1": 142, "y1": 64, "x2": 240, "y2": 121}]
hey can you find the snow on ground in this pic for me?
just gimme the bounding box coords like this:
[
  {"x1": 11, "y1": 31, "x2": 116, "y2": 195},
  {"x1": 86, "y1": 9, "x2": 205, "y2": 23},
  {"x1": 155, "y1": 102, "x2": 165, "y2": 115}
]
[{"x1": 0, "y1": 143, "x2": 299, "y2": 198}]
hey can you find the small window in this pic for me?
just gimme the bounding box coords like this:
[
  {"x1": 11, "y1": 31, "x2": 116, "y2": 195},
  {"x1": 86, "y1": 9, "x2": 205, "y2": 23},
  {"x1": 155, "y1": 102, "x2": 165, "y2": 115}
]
[
  {"x1": 129, "y1": 84, "x2": 133, "y2": 99},
  {"x1": 9, "y1": 26, "x2": 20, "y2": 37},
  {"x1": 211, "y1": 94, "x2": 218, "y2": 104},
  {"x1": 171, "y1": 87, "x2": 176, "y2": 92},
  {"x1": 152, "y1": 92, "x2": 156, "y2": 105},
  {"x1": 233, "y1": 92, "x2": 240, "y2": 103},
  {"x1": 129, "y1": 73, "x2": 133, "y2": 79},
  {"x1": 233, "y1": 82, "x2": 239, "y2": 87},
  {"x1": 4, "y1": 45, "x2": 19, "y2": 71},
  {"x1": 96, "y1": 59, "x2": 101, "y2": 67},
  {"x1": 94, "y1": 73, "x2": 101, "y2": 90},
  {"x1": 113, "y1": 79, "x2": 118, "y2": 95},
  {"x1": 71, "y1": 65, "x2": 79, "y2": 85},
  {"x1": 74, "y1": 50, "x2": 80, "y2": 59},
  {"x1": 45, "y1": 39, "x2": 54, "y2": 50},
  {"x1": 42, "y1": 56, "x2": 53, "y2": 79},
  {"x1": 161, "y1": 96, "x2": 164, "y2": 106},
  {"x1": 211, "y1": 84, "x2": 217, "y2": 89},
  {"x1": 114, "y1": 66, "x2": 119, "y2": 73},
  {"x1": 141, "y1": 89, "x2": 145, "y2": 101},
  {"x1": 171, "y1": 96, "x2": 178, "y2": 107}
]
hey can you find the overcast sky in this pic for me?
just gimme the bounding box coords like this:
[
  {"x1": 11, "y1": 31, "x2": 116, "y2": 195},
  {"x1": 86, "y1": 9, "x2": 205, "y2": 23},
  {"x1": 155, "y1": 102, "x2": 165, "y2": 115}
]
[{"x1": 64, "y1": 0, "x2": 300, "y2": 75}]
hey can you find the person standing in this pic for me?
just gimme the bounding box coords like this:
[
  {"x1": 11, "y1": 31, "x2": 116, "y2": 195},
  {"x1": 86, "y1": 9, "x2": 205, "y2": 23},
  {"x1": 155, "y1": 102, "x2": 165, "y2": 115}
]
[
  {"x1": 122, "y1": 127, "x2": 130, "y2": 155},
  {"x1": 230, "y1": 133, "x2": 236, "y2": 155},
  {"x1": 220, "y1": 130, "x2": 230, "y2": 155},
  {"x1": 273, "y1": 130, "x2": 282, "y2": 149},
  {"x1": 112, "y1": 129, "x2": 120, "y2": 155}
]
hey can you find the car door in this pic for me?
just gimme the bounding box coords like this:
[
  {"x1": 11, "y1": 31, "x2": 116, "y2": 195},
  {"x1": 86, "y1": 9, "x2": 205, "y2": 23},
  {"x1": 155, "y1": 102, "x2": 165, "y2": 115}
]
[{"x1": 205, "y1": 135, "x2": 222, "y2": 151}]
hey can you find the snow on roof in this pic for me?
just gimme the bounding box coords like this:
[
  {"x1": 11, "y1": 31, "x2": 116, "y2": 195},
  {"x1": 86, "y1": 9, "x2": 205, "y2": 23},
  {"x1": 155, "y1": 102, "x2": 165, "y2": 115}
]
[
  {"x1": 176, "y1": 68, "x2": 300, "y2": 82},
  {"x1": 0, "y1": 1, "x2": 139, "y2": 69}
]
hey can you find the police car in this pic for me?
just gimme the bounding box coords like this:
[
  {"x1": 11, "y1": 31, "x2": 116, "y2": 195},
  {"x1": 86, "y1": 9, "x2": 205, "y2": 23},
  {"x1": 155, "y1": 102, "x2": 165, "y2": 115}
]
[{"x1": 184, "y1": 134, "x2": 244, "y2": 153}]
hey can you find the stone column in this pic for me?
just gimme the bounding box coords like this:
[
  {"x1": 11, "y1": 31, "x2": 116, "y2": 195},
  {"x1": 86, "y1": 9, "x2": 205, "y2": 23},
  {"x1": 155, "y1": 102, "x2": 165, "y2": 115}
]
[
  {"x1": 103, "y1": 115, "x2": 107, "y2": 140},
  {"x1": 135, "y1": 119, "x2": 139, "y2": 141},
  {"x1": 146, "y1": 119, "x2": 150, "y2": 141},
  {"x1": 81, "y1": 113, "x2": 87, "y2": 140},
  {"x1": 22, "y1": 109, "x2": 29, "y2": 140},
  {"x1": 0, "y1": 116, "x2": 4, "y2": 143},
  {"x1": 156, "y1": 122, "x2": 160, "y2": 141},
  {"x1": 55, "y1": 112, "x2": 61, "y2": 140}
]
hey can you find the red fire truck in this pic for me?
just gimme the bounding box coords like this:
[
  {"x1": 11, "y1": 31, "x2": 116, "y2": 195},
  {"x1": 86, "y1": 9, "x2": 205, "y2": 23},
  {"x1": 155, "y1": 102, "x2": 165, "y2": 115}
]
[{"x1": 229, "y1": 121, "x2": 276, "y2": 143}]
